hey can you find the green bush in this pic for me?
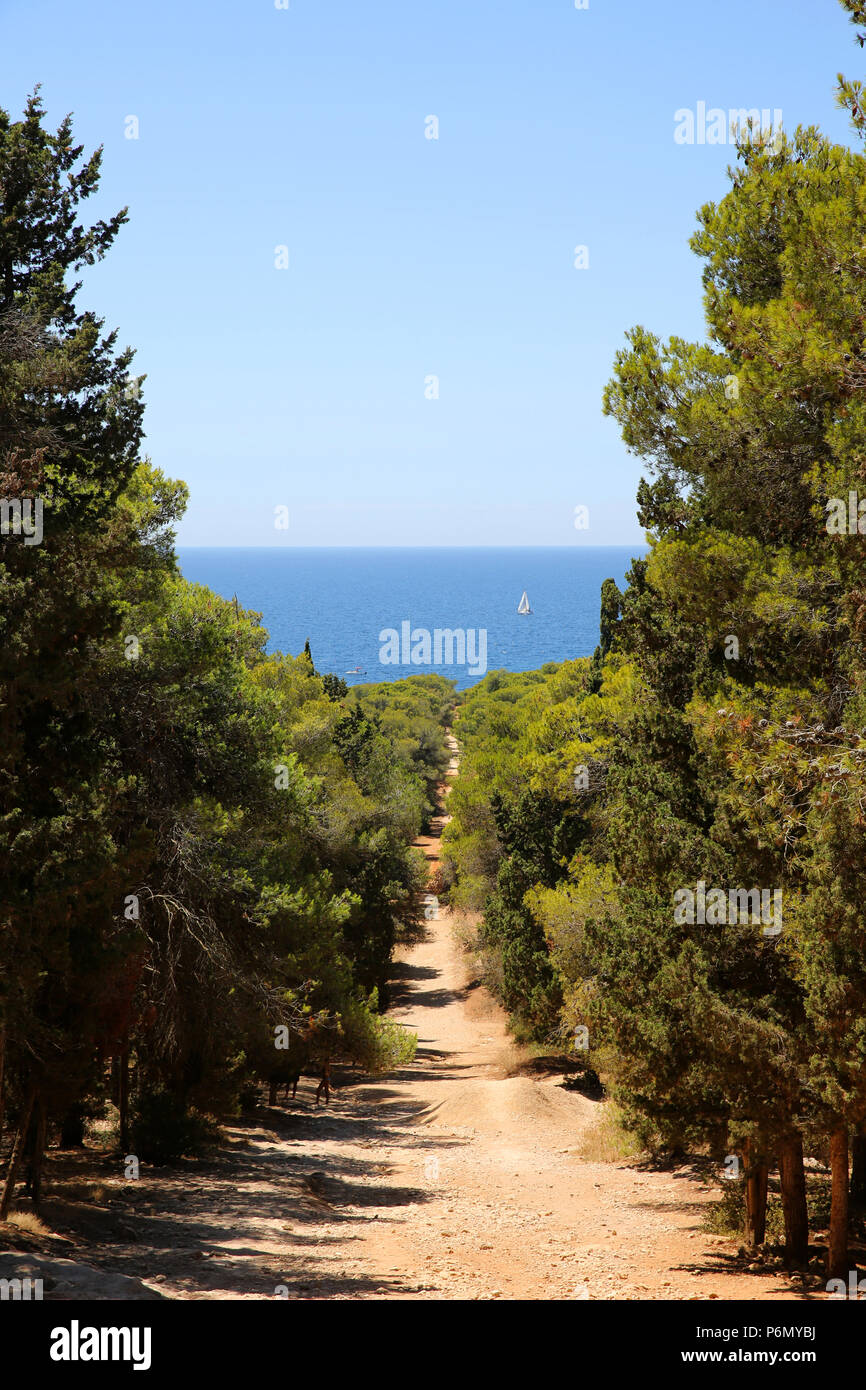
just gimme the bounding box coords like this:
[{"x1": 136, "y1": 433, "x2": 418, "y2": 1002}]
[
  {"x1": 339, "y1": 993, "x2": 417, "y2": 1073},
  {"x1": 702, "y1": 1174, "x2": 833, "y2": 1243}
]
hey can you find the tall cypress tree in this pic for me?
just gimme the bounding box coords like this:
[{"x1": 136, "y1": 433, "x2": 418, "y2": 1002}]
[{"x1": 0, "y1": 91, "x2": 179, "y2": 1205}]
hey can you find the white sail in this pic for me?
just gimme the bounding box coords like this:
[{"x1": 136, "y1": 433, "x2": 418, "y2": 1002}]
[{"x1": 517, "y1": 590, "x2": 531, "y2": 614}]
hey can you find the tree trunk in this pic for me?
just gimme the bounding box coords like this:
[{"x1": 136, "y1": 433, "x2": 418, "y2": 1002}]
[
  {"x1": 27, "y1": 1098, "x2": 47, "y2": 1209},
  {"x1": 0, "y1": 1021, "x2": 5, "y2": 1153},
  {"x1": 0, "y1": 1086, "x2": 36, "y2": 1220},
  {"x1": 744, "y1": 1145, "x2": 769, "y2": 1246},
  {"x1": 828, "y1": 1123, "x2": 850, "y2": 1280},
  {"x1": 268, "y1": 1078, "x2": 278, "y2": 1107},
  {"x1": 850, "y1": 1128, "x2": 866, "y2": 1205},
  {"x1": 119, "y1": 1045, "x2": 130, "y2": 1152},
  {"x1": 59, "y1": 1103, "x2": 86, "y2": 1149},
  {"x1": 779, "y1": 1133, "x2": 809, "y2": 1263}
]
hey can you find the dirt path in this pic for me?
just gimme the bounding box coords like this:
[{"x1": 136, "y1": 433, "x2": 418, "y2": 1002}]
[
  {"x1": 5, "y1": 735, "x2": 823, "y2": 1300},
  {"x1": 270, "y1": 733, "x2": 810, "y2": 1302}
]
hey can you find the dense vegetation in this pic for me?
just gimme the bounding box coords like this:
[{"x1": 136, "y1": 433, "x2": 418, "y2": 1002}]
[
  {"x1": 442, "y1": 3, "x2": 866, "y2": 1279},
  {"x1": 345, "y1": 674, "x2": 455, "y2": 834},
  {"x1": 0, "y1": 92, "x2": 451, "y2": 1189},
  {"x1": 4, "y1": 0, "x2": 866, "y2": 1298}
]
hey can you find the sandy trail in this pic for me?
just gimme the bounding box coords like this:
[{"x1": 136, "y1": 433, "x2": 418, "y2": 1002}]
[
  {"x1": 278, "y1": 736, "x2": 805, "y2": 1302},
  {"x1": 10, "y1": 736, "x2": 820, "y2": 1300}
]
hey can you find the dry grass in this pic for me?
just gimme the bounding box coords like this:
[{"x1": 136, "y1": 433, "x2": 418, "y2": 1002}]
[
  {"x1": 490, "y1": 1041, "x2": 531, "y2": 1078},
  {"x1": 450, "y1": 909, "x2": 482, "y2": 956},
  {"x1": 6, "y1": 1208, "x2": 51, "y2": 1236},
  {"x1": 574, "y1": 1102, "x2": 644, "y2": 1163},
  {"x1": 51, "y1": 1180, "x2": 110, "y2": 1205}
]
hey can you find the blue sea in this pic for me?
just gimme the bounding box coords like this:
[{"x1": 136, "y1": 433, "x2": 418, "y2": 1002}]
[{"x1": 176, "y1": 547, "x2": 647, "y2": 691}]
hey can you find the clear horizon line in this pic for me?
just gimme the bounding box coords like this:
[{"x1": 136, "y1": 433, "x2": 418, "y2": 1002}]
[{"x1": 175, "y1": 542, "x2": 650, "y2": 550}]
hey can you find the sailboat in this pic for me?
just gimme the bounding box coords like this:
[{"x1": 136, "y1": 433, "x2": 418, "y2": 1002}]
[{"x1": 517, "y1": 590, "x2": 532, "y2": 615}]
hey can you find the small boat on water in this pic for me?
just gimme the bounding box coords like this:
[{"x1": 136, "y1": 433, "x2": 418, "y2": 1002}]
[
  {"x1": 345, "y1": 665, "x2": 367, "y2": 674},
  {"x1": 517, "y1": 590, "x2": 532, "y2": 615}
]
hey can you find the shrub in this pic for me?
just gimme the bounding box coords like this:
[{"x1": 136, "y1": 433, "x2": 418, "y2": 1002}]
[
  {"x1": 702, "y1": 1184, "x2": 785, "y2": 1242},
  {"x1": 339, "y1": 993, "x2": 417, "y2": 1073},
  {"x1": 702, "y1": 1173, "x2": 833, "y2": 1243},
  {"x1": 238, "y1": 1081, "x2": 261, "y2": 1113},
  {"x1": 129, "y1": 1087, "x2": 223, "y2": 1164}
]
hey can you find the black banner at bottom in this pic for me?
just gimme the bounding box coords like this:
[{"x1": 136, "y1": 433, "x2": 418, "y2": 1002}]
[{"x1": 0, "y1": 1295, "x2": 859, "y2": 1377}]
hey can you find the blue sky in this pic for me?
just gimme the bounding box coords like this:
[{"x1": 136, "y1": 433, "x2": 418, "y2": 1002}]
[{"x1": 0, "y1": 0, "x2": 860, "y2": 545}]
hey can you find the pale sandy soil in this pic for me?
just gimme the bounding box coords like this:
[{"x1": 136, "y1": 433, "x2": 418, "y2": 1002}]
[{"x1": 0, "y1": 737, "x2": 828, "y2": 1300}]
